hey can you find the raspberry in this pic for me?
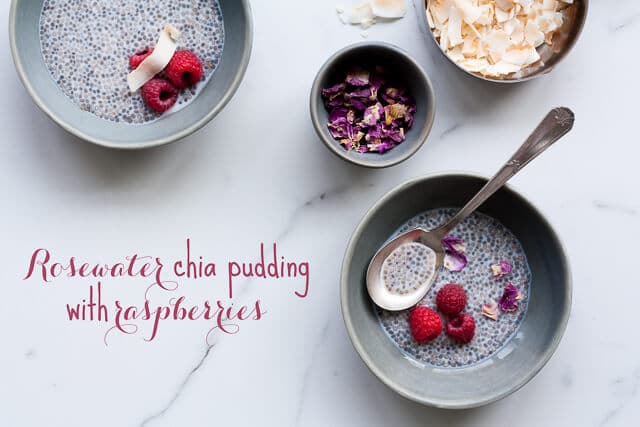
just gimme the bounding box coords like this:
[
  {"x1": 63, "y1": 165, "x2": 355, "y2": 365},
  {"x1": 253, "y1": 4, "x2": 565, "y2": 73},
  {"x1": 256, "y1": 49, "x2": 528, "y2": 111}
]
[
  {"x1": 446, "y1": 313, "x2": 476, "y2": 344},
  {"x1": 141, "y1": 78, "x2": 178, "y2": 113},
  {"x1": 129, "y1": 48, "x2": 154, "y2": 69},
  {"x1": 408, "y1": 306, "x2": 442, "y2": 343},
  {"x1": 436, "y1": 283, "x2": 467, "y2": 316},
  {"x1": 165, "y1": 50, "x2": 203, "y2": 89}
]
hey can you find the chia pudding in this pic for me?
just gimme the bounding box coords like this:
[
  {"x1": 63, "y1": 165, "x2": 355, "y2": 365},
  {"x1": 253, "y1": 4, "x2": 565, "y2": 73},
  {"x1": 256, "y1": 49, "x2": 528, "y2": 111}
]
[
  {"x1": 382, "y1": 242, "x2": 436, "y2": 296},
  {"x1": 377, "y1": 208, "x2": 531, "y2": 368},
  {"x1": 39, "y1": 0, "x2": 225, "y2": 124}
]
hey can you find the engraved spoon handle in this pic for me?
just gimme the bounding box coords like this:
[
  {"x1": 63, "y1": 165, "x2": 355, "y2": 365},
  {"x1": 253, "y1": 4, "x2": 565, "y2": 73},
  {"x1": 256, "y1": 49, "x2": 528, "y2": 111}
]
[{"x1": 436, "y1": 107, "x2": 575, "y2": 238}]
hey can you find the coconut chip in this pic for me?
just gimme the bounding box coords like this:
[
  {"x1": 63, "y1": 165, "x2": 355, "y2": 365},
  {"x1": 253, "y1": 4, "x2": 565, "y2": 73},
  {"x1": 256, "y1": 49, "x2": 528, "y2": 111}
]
[
  {"x1": 371, "y1": 0, "x2": 407, "y2": 18},
  {"x1": 427, "y1": 0, "x2": 573, "y2": 77},
  {"x1": 338, "y1": 0, "x2": 406, "y2": 29},
  {"x1": 127, "y1": 24, "x2": 181, "y2": 92}
]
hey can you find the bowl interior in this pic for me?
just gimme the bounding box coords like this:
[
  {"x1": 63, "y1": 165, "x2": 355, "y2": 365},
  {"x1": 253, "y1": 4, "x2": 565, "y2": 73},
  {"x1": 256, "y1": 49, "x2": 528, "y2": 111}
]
[
  {"x1": 420, "y1": 0, "x2": 588, "y2": 82},
  {"x1": 11, "y1": 0, "x2": 252, "y2": 148},
  {"x1": 341, "y1": 174, "x2": 571, "y2": 408},
  {"x1": 311, "y1": 43, "x2": 435, "y2": 168}
]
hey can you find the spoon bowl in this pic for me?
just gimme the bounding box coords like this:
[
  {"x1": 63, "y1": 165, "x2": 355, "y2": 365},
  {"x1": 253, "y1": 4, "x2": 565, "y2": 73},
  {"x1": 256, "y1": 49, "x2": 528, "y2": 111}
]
[
  {"x1": 366, "y1": 228, "x2": 445, "y2": 311},
  {"x1": 367, "y1": 107, "x2": 575, "y2": 311}
]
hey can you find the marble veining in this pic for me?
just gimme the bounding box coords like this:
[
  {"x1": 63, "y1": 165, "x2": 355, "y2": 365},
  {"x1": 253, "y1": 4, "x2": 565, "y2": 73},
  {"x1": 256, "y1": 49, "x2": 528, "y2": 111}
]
[
  {"x1": 2, "y1": 0, "x2": 640, "y2": 425},
  {"x1": 599, "y1": 369, "x2": 640, "y2": 426},
  {"x1": 439, "y1": 123, "x2": 463, "y2": 141},
  {"x1": 139, "y1": 344, "x2": 217, "y2": 427},
  {"x1": 610, "y1": 11, "x2": 640, "y2": 33},
  {"x1": 593, "y1": 200, "x2": 637, "y2": 216},
  {"x1": 294, "y1": 319, "x2": 332, "y2": 427}
]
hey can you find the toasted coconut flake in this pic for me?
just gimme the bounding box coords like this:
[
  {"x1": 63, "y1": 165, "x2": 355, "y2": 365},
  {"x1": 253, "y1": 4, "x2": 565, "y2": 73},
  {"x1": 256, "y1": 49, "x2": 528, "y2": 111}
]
[
  {"x1": 454, "y1": 0, "x2": 482, "y2": 24},
  {"x1": 427, "y1": 0, "x2": 567, "y2": 77},
  {"x1": 127, "y1": 25, "x2": 181, "y2": 92},
  {"x1": 371, "y1": 0, "x2": 406, "y2": 18},
  {"x1": 339, "y1": 1, "x2": 406, "y2": 29},
  {"x1": 348, "y1": 2, "x2": 376, "y2": 24}
]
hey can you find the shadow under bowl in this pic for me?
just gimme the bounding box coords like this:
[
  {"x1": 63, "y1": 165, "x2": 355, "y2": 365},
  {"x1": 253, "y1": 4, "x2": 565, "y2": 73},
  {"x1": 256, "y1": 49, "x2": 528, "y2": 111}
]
[
  {"x1": 9, "y1": 0, "x2": 253, "y2": 149},
  {"x1": 341, "y1": 173, "x2": 571, "y2": 408},
  {"x1": 310, "y1": 42, "x2": 436, "y2": 168}
]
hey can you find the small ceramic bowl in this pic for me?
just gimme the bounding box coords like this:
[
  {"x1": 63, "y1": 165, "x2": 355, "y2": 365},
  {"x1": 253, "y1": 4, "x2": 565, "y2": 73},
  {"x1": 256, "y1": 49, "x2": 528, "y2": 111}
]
[
  {"x1": 419, "y1": 0, "x2": 588, "y2": 83},
  {"x1": 341, "y1": 173, "x2": 571, "y2": 408},
  {"x1": 310, "y1": 42, "x2": 436, "y2": 168},
  {"x1": 9, "y1": 0, "x2": 253, "y2": 149}
]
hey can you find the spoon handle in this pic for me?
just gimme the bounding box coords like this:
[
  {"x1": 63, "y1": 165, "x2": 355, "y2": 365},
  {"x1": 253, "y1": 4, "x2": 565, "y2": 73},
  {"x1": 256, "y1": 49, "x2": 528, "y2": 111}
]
[{"x1": 437, "y1": 107, "x2": 575, "y2": 237}]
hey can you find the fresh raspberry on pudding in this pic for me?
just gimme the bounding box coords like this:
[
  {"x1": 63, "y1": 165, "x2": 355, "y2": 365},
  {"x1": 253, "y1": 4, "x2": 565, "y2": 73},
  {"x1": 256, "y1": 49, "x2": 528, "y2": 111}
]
[
  {"x1": 436, "y1": 283, "x2": 467, "y2": 316},
  {"x1": 129, "y1": 48, "x2": 154, "y2": 69},
  {"x1": 141, "y1": 78, "x2": 178, "y2": 113},
  {"x1": 165, "y1": 50, "x2": 204, "y2": 89},
  {"x1": 446, "y1": 313, "x2": 476, "y2": 344},
  {"x1": 409, "y1": 306, "x2": 443, "y2": 343}
]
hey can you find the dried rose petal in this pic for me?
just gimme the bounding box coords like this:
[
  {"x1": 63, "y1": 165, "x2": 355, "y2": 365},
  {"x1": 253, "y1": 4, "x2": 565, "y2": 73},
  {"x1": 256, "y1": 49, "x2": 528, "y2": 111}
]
[
  {"x1": 384, "y1": 103, "x2": 409, "y2": 125},
  {"x1": 346, "y1": 67, "x2": 370, "y2": 86},
  {"x1": 367, "y1": 140, "x2": 395, "y2": 153},
  {"x1": 362, "y1": 103, "x2": 383, "y2": 127},
  {"x1": 444, "y1": 252, "x2": 468, "y2": 272},
  {"x1": 321, "y1": 82, "x2": 346, "y2": 99},
  {"x1": 442, "y1": 236, "x2": 466, "y2": 254},
  {"x1": 321, "y1": 66, "x2": 415, "y2": 154},
  {"x1": 490, "y1": 260, "x2": 513, "y2": 280},
  {"x1": 386, "y1": 127, "x2": 405, "y2": 143},
  {"x1": 498, "y1": 283, "x2": 522, "y2": 313},
  {"x1": 442, "y1": 235, "x2": 467, "y2": 272},
  {"x1": 347, "y1": 97, "x2": 369, "y2": 111},
  {"x1": 482, "y1": 301, "x2": 499, "y2": 321},
  {"x1": 328, "y1": 107, "x2": 349, "y2": 123},
  {"x1": 346, "y1": 87, "x2": 373, "y2": 99},
  {"x1": 369, "y1": 72, "x2": 386, "y2": 94},
  {"x1": 325, "y1": 95, "x2": 346, "y2": 108}
]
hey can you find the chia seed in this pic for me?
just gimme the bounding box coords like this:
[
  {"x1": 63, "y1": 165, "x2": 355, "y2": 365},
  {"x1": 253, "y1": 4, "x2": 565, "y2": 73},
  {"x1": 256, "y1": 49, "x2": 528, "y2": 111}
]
[
  {"x1": 39, "y1": 0, "x2": 225, "y2": 124},
  {"x1": 382, "y1": 242, "x2": 436, "y2": 296},
  {"x1": 377, "y1": 208, "x2": 531, "y2": 368}
]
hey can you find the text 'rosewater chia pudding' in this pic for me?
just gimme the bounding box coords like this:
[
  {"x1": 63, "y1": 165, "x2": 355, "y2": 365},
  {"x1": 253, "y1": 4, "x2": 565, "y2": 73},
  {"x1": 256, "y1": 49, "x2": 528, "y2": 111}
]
[
  {"x1": 377, "y1": 208, "x2": 531, "y2": 368},
  {"x1": 39, "y1": 0, "x2": 225, "y2": 123}
]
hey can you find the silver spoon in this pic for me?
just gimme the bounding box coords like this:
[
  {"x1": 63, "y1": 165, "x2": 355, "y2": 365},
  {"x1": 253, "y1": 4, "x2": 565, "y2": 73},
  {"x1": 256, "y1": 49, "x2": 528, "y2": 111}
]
[{"x1": 367, "y1": 107, "x2": 575, "y2": 311}]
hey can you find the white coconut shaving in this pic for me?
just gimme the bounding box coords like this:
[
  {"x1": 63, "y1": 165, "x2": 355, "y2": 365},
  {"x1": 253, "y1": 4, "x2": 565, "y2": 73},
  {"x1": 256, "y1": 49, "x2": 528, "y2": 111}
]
[
  {"x1": 127, "y1": 24, "x2": 181, "y2": 92},
  {"x1": 371, "y1": 0, "x2": 407, "y2": 18},
  {"x1": 337, "y1": 0, "x2": 406, "y2": 29},
  {"x1": 427, "y1": 0, "x2": 573, "y2": 77}
]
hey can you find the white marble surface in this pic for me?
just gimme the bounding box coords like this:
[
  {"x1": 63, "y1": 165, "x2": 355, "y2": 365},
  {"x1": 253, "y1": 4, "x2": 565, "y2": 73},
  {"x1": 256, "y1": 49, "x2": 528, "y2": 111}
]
[{"x1": 1, "y1": 1, "x2": 639, "y2": 426}]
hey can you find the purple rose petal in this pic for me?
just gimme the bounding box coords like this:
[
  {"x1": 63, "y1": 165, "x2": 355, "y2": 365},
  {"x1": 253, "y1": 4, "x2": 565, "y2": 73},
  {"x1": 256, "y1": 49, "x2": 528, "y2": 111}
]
[
  {"x1": 442, "y1": 236, "x2": 465, "y2": 254},
  {"x1": 491, "y1": 260, "x2": 513, "y2": 280},
  {"x1": 346, "y1": 67, "x2": 370, "y2": 86},
  {"x1": 321, "y1": 66, "x2": 415, "y2": 154},
  {"x1": 321, "y1": 82, "x2": 346, "y2": 99},
  {"x1": 328, "y1": 107, "x2": 349, "y2": 123},
  {"x1": 362, "y1": 103, "x2": 383, "y2": 127},
  {"x1": 347, "y1": 98, "x2": 369, "y2": 111},
  {"x1": 444, "y1": 252, "x2": 468, "y2": 272},
  {"x1": 498, "y1": 283, "x2": 522, "y2": 313},
  {"x1": 442, "y1": 236, "x2": 467, "y2": 272}
]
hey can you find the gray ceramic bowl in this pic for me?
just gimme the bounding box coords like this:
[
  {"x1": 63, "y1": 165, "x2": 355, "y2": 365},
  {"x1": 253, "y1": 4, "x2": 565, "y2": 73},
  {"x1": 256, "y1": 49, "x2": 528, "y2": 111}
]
[
  {"x1": 341, "y1": 173, "x2": 571, "y2": 408},
  {"x1": 9, "y1": 0, "x2": 253, "y2": 149},
  {"x1": 418, "y1": 0, "x2": 588, "y2": 83},
  {"x1": 310, "y1": 42, "x2": 435, "y2": 168}
]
